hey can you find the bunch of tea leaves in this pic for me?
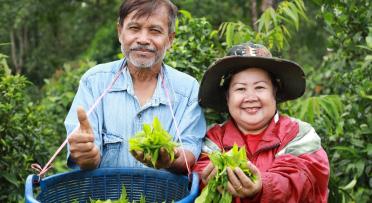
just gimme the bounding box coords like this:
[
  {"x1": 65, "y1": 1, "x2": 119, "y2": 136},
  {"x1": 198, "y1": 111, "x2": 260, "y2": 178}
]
[
  {"x1": 129, "y1": 117, "x2": 178, "y2": 168},
  {"x1": 195, "y1": 144, "x2": 256, "y2": 203},
  {"x1": 88, "y1": 185, "x2": 146, "y2": 203}
]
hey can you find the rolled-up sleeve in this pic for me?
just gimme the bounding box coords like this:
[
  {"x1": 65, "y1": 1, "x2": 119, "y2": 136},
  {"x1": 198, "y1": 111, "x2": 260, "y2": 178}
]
[{"x1": 175, "y1": 80, "x2": 206, "y2": 160}]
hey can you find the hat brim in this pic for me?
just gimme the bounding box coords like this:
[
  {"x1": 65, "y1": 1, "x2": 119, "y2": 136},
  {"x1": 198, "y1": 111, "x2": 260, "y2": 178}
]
[{"x1": 198, "y1": 56, "x2": 306, "y2": 112}]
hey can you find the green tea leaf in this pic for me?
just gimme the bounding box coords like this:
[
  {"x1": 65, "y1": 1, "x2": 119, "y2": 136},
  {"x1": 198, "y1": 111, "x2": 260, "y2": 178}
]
[
  {"x1": 196, "y1": 144, "x2": 256, "y2": 202},
  {"x1": 129, "y1": 117, "x2": 179, "y2": 168}
]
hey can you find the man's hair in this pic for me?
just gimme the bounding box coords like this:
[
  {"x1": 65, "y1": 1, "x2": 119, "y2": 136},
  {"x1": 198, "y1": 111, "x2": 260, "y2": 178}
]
[{"x1": 118, "y1": 0, "x2": 178, "y2": 33}]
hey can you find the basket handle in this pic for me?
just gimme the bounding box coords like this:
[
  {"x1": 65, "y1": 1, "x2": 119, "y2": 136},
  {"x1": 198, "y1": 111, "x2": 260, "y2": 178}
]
[
  {"x1": 176, "y1": 172, "x2": 200, "y2": 203},
  {"x1": 25, "y1": 175, "x2": 40, "y2": 203}
]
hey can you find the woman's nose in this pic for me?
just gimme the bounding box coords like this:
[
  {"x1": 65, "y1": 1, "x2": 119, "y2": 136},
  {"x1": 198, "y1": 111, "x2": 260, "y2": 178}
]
[{"x1": 243, "y1": 89, "x2": 258, "y2": 102}]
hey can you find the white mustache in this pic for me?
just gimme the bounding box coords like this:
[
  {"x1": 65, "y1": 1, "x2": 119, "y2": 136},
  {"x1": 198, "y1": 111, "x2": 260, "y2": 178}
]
[{"x1": 130, "y1": 45, "x2": 156, "y2": 53}]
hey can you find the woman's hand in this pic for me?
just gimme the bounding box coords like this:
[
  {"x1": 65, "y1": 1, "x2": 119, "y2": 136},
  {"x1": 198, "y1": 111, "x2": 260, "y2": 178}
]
[
  {"x1": 201, "y1": 162, "x2": 218, "y2": 185},
  {"x1": 226, "y1": 161, "x2": 262, "y2": 198}
]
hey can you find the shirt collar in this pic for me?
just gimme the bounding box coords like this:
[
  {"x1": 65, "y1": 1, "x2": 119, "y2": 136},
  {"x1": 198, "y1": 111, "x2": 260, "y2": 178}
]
[{"x1": 109, "y1": 59, "x2": 169, "y2": 106}]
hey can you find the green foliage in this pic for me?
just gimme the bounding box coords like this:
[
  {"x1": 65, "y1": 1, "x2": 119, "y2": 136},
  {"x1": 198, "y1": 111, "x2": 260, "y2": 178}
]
[
  {"x1": 280, "y1": 95, "x2": 344, "y2": 137},
  {"x1": 0, "y1": 0, "x2": 121, "y2": 85},
  {"x1": 83, "y1": 22, "x2": 120, "y2": 63},
  {"x1": 0, "y1": 73, "x2": 49, "y2": 202},
  {"x1": 195, "y1": 145, "x2": 256, "y2": 203},
  {"x1": 40, "y1": 59, "x2": 95, "y2": 142},
  {"x1": 219, "y1": 0, "x2": 307, "y2": 51},
  {"x1": 173, "y1": 0, "x2": 252, "y2": 26},
  {"x1": 129, "y1": 117, "x2": 178, "y2": 168},
  {"x1": 309, "y1": 0, "x2": 372, "y2": 202},
  {"x1": 0, "y1": 53, "x2": 11, "y2": 76},
  {"x1": 165, "y1": 10, "x2": 222, "y2": 81}
]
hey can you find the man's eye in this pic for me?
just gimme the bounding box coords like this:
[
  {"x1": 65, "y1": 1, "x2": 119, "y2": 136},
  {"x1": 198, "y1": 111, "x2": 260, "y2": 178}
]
[
  {"x1": 150, "y1": 29, "x2": 161, "y2": 33},
  {"x1": 129, "y1": 26, "x2": 139, "y2": 30}
]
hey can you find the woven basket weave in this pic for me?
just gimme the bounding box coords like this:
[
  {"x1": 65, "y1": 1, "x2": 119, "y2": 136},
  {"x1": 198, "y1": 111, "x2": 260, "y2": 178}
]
[{"x1": 25, "y1": 167, "x2": 199, "y2": 203}]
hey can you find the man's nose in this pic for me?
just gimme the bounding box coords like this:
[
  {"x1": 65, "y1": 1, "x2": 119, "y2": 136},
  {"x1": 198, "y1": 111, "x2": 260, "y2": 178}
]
[{"x1": 136, "y1": 30, "x2": 151, "y2": 45}]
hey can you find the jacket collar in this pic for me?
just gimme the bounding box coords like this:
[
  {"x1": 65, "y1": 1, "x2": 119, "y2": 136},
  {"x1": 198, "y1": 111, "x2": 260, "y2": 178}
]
[{"x1": 222, "y1": 113, "x2": 298, "y2": 153}]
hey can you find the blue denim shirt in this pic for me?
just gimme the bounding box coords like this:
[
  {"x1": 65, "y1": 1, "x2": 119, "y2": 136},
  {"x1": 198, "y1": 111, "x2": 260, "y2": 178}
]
[{"x1": 64, "y1": 59, "x2": 206, "y2": 168}]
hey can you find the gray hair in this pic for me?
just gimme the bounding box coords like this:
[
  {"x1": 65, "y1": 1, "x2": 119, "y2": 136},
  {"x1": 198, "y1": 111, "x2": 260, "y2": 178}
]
[{"x1": 118, "y1": 0, "x2": 178, "y2": 33}]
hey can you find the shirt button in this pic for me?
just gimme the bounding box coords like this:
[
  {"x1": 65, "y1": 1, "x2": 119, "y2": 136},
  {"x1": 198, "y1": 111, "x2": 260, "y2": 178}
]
[{"x1": 137, "y1": 113, "x2": 141, "y2": 119}]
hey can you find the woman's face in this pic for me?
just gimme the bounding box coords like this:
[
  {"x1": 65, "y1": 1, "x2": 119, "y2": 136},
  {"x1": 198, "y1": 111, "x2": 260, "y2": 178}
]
[{"x1": 227, "y1": 68, "x2": 276, "y2": 134}]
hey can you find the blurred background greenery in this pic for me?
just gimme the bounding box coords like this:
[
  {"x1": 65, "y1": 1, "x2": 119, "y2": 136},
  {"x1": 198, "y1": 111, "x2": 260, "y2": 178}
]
[{"x1": 0, "y1": 0, "x2": 371, "y2": 202}]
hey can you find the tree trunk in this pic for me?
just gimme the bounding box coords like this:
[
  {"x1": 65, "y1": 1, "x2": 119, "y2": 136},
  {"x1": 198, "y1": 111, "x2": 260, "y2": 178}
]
[
  {"x1": 261, "y1": 0, "x2": 274, "y2": 11},
  {"x1": 10, "y1": 28, "x2": 25, "y2": 74},
  {"x1": 250, "y1": 0, "x2": 258, "y2": 31}
]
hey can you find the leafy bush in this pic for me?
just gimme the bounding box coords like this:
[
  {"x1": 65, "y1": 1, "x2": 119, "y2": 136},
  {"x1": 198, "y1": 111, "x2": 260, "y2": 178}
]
[
  {"x1": 165, "y1": 10, "x2": 223, "y2": 81},
  {"x1": 0, "y1": 72, "x2": 49, "y2": 202},
  {"x1": 218, "y1": 0, "x2": 307, "y2": 51},
  {"x1": 296, "y1": 0, "x2": 372, "y2": 202},
  {"x1": 0, "y1": 57, "x2": 93, "y2": 202}
]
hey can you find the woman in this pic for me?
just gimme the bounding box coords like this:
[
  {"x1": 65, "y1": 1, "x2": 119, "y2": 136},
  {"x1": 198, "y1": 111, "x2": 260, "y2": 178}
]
[{"x1": 193, "y1": 42, "x2": 329, "y2": 203}]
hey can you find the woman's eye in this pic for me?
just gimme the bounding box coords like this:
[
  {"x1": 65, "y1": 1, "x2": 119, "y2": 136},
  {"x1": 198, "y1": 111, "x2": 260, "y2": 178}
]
[{"x1": 256, "y1": 86, "x2": 265, "y2": 90}]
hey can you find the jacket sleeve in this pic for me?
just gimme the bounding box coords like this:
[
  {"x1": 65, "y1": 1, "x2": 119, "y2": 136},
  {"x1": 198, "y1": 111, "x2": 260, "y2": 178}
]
[
  {"x1": 245, "y1": 119, "x2": 330, "y2": 203},
  {"x1": 252, "y1": 149, "x2": 329, "y2": 203},
  {"x1": 244, "y1": 120, "x2": 330, "y2": 203}
]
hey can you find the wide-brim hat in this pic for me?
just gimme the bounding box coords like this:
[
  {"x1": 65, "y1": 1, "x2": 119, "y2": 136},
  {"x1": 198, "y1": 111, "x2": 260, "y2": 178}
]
[{"x1": 198, "y1": 42, "x2": 306, "y2": 112}]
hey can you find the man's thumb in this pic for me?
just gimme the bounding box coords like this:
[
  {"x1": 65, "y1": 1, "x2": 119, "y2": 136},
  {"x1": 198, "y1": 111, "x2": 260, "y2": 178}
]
[{"x1": 77, "y1": 106, "x2": 92, "y2": 132}]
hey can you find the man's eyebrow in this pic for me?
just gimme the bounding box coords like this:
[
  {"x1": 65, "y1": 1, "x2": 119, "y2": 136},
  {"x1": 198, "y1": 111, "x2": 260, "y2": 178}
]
[
  {"x1": 126, "y1": 22, "x2": 140, "y2": 27},
  {"x1": 149, "y1": 25, "x2": 165, "y2": 31}
]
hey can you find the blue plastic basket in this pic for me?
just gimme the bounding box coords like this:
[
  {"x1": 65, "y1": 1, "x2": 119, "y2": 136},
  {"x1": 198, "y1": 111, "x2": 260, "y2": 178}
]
[{"x1": 25, "y1": 168, "x2": 199, "y2": 203}]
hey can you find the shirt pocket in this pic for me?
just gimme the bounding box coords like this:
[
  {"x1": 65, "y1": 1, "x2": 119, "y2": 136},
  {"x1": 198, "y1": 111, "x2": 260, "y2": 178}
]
[{"x1": 100, "y1": 132, "x2": 123, "y2": 167}]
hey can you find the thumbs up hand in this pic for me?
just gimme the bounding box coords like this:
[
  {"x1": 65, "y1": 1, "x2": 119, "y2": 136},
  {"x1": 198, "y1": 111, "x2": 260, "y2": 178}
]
[{"x1": 68, "y1": 106, "x2": 100, "y2": 170}]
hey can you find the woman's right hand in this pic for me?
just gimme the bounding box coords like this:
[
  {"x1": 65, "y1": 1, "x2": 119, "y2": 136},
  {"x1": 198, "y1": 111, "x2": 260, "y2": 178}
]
[{"x1": 201, "y1": 162, "x2": 218, "y2": 185}]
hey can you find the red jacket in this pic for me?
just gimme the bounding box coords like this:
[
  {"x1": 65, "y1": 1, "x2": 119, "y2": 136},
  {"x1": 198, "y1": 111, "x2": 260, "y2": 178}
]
[{"x1": 193, "y1": 115, "x2": 329, "y2": 203}]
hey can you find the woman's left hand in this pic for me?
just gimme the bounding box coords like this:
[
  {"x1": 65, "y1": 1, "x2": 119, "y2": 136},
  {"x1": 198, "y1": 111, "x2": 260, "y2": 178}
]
[{"x1": 226, "y1": 161, "x2": 262, "y2": 198}]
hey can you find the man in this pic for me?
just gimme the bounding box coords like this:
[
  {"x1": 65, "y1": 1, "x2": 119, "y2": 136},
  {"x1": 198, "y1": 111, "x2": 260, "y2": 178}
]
[{"x1": 65, "y1": 0, "x2": 206, "y2": 174}]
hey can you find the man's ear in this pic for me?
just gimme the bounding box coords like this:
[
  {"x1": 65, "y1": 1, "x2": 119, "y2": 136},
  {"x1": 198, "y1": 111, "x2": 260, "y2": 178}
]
[
  {"x1": 166, "y1": 32, "x2": 176, "y2": 49},
  {"x1": 117, "y1": 22, "x2": 123, "y2": 43}
]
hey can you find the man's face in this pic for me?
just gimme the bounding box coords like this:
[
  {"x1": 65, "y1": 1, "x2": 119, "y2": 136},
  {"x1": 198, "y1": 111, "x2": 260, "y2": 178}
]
[{"x1": 117, "y1": 5, "x2": 174, "y2": 69}]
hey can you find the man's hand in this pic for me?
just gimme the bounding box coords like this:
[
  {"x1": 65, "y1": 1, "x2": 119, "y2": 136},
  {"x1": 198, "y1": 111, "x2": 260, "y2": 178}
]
[
  {"x1": 131, "y1": 147, "x2": 178, "y2": 169},
  {"x1": 131, "y1": 148, "x2": 195, "y2": 174},
  {"x1": 68, "y1": 106, "x2": 100, "y2": 170}
]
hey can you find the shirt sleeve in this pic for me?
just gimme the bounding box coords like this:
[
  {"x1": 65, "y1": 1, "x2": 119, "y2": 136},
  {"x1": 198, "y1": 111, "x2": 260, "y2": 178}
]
[
  {"x1": 64, "y1": 76, "x2": 103, "y2": 169},
  {"x1": 175, "y1": 80, "x2": 207, "y2": 160}
]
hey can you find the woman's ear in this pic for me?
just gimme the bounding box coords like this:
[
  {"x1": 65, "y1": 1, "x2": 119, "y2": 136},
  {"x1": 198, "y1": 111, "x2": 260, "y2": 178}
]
[{"x1": 225, "y1": 91, "x2": 229, "y2": 102}]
